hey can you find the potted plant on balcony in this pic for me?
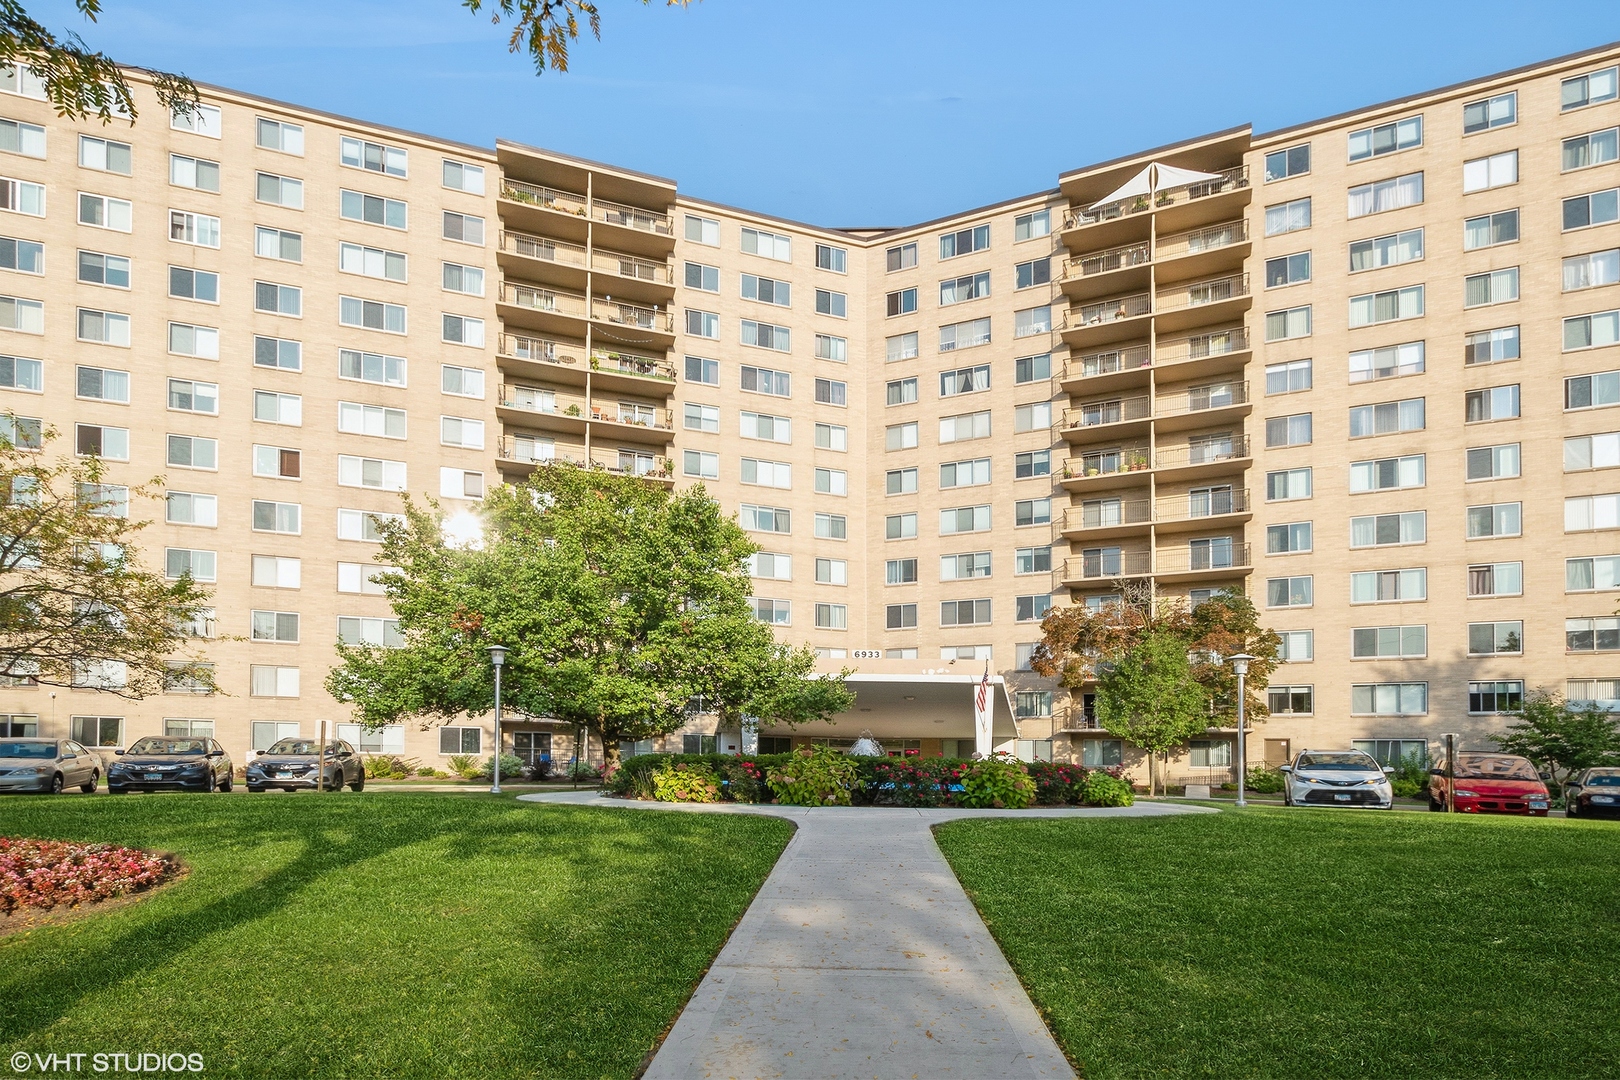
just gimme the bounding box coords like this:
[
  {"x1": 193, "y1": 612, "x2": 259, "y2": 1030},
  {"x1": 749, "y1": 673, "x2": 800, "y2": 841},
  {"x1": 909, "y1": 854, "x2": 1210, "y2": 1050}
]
[
  {"x1": 589, "y1": 356, "x2": 600, "y2": 371},
  {"x1": 1084, "y1": 464, "x2": 1099, "y2": 477},
  {"x1": 564, "y1": 404, "x2": 581, "y2": 418},
  {"x1": 1155, "y1": 191, "x2": 1173, "y2": 207},
  {"x1": 1131, "y1": 196, "x2": 1150, "y2": 213}
]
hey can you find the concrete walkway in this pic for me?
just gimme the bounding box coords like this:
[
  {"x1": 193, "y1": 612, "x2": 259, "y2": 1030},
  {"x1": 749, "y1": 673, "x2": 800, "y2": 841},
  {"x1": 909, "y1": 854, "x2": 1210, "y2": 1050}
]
[{"x1": 519, "y1": 790, "x2": 1212, "y2": 1079}]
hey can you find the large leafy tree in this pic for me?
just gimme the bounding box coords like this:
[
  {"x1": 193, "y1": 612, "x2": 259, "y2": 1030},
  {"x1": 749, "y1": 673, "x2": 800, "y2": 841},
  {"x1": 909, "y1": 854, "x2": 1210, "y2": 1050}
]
[
  {"x1": 1093, "y1": 630, "x2": 1211, "y2": 796},
  {"x1": 326, "y1": 465, "x2": 852, "y2": 762},
  {"x1": 1491, "y1": 688, "x2": 1620, "y2": 790},
  {"x1": 0, "y1": 424, "x2": 216, "y2": 697}
]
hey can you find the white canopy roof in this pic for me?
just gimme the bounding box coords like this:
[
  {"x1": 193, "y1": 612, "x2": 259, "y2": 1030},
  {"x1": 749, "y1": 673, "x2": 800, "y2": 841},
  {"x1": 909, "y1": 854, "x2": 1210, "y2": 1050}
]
[{"x1": 1088, "y1": 162, "x2": 1224, "y2": 212}]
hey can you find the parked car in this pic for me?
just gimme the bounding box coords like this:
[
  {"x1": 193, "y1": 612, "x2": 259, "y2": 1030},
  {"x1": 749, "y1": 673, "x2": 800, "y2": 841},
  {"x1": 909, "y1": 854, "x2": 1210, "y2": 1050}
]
[
  {"x1": 1279, "y1": 749, "x2": 1394, "y2": 808},
  {"x1": 1563, "y1": 767, "x2": 1620, "y2": 818},
  {"x1": 108, "y1": 737, "x2": 234, "y2": 793},
  {"x1": 246, "y1": 739, "x2": 364, "y2": 792},
  {"x1": 1428, "y1": 752, "x2": 1549, "y2": 815},
  {"x1": 0, "y1": 738, "x2": 101, "y2": 794}
]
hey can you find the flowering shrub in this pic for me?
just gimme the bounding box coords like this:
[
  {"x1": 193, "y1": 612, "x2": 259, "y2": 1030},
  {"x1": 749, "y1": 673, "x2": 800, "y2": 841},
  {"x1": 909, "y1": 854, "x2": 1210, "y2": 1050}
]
[
  {"x1": 1, "y1": 837, "x2": 177, "y2": 913},
  {"x1": 651, "y1": 761, "x2": 722, "y2": 803},
  {"x1": 1082, "y1": 770, "x2": 1135, "y2": 807},
  {"x1": 1245, "y1": 764, "x2": 1286, "y2": 795},
  {"x1": 767, "y1": 745, "x2": 858, "y2": 806},
  {"x1": 719, "y1": 757, "x2": 770, "y2": 803},
  {"x1": 854, "y1": 757, "x2": 953, "y2": 806},
  {"x1": 959, "y1": 755, "x2": 1037, "y2": 809},
  {"x1": 1027, "y1": 761, "x2": 1090, "y2": 805},
  {"x1": 605, "y1": 753, "x2": 791, "y2": 800}
]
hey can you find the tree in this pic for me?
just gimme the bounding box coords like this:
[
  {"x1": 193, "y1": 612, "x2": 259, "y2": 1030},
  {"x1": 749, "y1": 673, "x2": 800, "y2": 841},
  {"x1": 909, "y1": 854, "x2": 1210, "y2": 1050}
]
[
  {"x1": 1093, "y1": 630, "x2": 1210, "y2": 796},
  {"x1": 1032, "y1": 584, "x2": 1281, "y2": 725},
  {"x1": 0, "y1": 423, "x2": 215, "y2": 698},
  {"x1": 463, "y1": 0, "x2": 694, "y2": 75},
  {"x1": 326, "y1": 464, "x2": 852, "y2": 763},
  {"x1": 1491, "y1": 688, "x2": 1620, "y2": 791}
]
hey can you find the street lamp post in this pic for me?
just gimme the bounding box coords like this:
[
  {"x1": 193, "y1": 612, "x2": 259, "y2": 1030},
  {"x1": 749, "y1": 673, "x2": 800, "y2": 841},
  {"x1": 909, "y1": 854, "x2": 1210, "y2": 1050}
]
[
  {"x1": 488, "y1": 645, "x2": 508, "y2": 795},
  {"x1": 1227, "y1": 653, "x2": 1257, "y2": 808}
]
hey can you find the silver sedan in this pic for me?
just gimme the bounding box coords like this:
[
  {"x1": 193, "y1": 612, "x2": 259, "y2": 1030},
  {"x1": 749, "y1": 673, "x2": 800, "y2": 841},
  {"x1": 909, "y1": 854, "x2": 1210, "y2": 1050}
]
[{"x1": 0, "y1": 738, "x2": 102, "y2": 794}]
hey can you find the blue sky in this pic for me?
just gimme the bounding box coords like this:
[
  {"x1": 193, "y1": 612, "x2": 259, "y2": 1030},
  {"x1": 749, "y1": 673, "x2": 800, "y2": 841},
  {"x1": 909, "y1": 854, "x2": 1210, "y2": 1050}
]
[{"x1": 33, "y1": 0, "x2": 1620, "y2": 225}]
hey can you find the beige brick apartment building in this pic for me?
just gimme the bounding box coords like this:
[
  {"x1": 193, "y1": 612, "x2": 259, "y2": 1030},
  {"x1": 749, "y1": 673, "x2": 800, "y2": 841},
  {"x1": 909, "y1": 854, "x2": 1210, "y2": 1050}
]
[{"x1": 2, "y1": 42, "x2": 1619, "y2": 783}]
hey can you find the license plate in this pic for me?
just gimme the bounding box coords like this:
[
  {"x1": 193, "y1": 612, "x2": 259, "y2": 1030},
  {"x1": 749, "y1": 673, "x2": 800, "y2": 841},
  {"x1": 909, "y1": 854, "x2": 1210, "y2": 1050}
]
[
  {"x1": 145, "y1": 773, "x2": 162, "y2": 781},
  {"x1": 1334, "y1": 793, "x2": 1351, "y2": 801},
  {"x1": 1530, "y1": 801, "x2": 1548, "y2": 809},
  {"x1": 277, "y1": 772, "x2": 293, "y2": 780}
]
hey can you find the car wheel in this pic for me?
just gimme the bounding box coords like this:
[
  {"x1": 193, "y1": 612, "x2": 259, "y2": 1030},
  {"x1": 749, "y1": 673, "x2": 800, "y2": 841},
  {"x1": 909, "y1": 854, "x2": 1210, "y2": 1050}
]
[
  {"x1": 80, "y1": 770, "x2": 99, "y2": 794},
  {"x1": 1566, "y1": 801, "x2": 1577, "y2": 818},
  {"x1": 201, "y1": 770, "x2": 215, "y2": 793},
  {"x1": 218, "y1": 772, "x2": 233, "y2": 792},
  {"x1": 349, "y1": 772, "x2": 364, "y2": 792},
  {"x1": 1428, "y1": 793, "x2": 1444, "y2": 812},
  {"x1": 48, "y1": 772, "x2": 64, "y2": 794}
]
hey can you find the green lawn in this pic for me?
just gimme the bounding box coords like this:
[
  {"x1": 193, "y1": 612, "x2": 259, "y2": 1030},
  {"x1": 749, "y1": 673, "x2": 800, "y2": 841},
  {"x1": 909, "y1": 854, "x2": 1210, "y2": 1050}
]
[
  {"x1": 936, "y1": 809, "x2": 1620, "y2": 1080},
  {"x1": 0, "y1": 794, "x2": 791, "y2": 1078}
]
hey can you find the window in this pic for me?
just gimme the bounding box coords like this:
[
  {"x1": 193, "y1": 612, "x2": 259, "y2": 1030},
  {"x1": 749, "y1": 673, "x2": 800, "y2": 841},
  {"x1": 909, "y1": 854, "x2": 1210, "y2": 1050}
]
[
  {"x1": 1273, "y1": 630, "x2": 1314, "y2": 663},
  {"x1": 749, "y1": 552, "x2": 791, "y2": 580},
  {"x1": 164, "y1": 323, "x2": 222, "y2": 365},
  {"x1": 1464, "y1": 268, "x2": 1519, "y2": 308},
  {"x1": 1570, "y1": 616, "x2": 1620, "y2": 653},
  {"x1": 75, "y1": 365, "x2": 129, "y2": 403},
  {"x1": 1351, "y1": 625, "x2": 1427, "y2": 659},
  {"x1": 337, "y1": 508, "x2": 403, "y2": 542},
  {"x1": 440, "y1": 416, "x2": 484, "y2": 449},
  {"x1": 1014, "y1": 692, "x2": 1053, "y2": 720},
  {"x1": 886, "y1": 559, "x2": 918, "y2": 585},
  {"x1": 170, "y1": 154, "x2": 219, "y2": 193},
  {"x1": 1264, "y1": 252, "x2": 1310, "y2": 289},
  {"x1": 252, "y1": 501, "x2": 302, "y2": 538},
  {"x1": 1472, "y1": 560, "x2": 1523, "y2": 597},
  {"x1": 813, "y1": 513, "x2": 846, "y2": 540},
  {"x1": 814, "y1": 243, "x2": 846, "y2": 273},
  {"x1": 739, "y1": 365, "x2": 790, "y2": 398},
  {"x1": 885, "y1": 513, "x2": 918, "y2": 540},
  {"x1": 340, "y1": 189, "x2": 406, "y2": 229},
  {"x1": 1265, "y1": 144, "x2": 1310, "y2": 182},
  {"x1": 940, "y1": 317, "x2": 991, "y2": 352},
  {"x1": 1015, "y1": 498, "x2": 1051, "y2": 527},
  {"x1": 813, "y1": 603, "x2": 847, "y2": 630},
  {"x1": 940, "y1": 505, "x2": 991, "y2": 534},
  {"x1": 1463, "y1": 151, "x2": 1518, "y2": 192},
  {"x1": 168, "y1": 266, "x2": 219, "y2": 303},
  {"x1": 1350, "y1": 454, "x2": 1425, "y2": 492},
  {"x1": 1351, "y1": 683, "x2": 1428, "y2": 715},
  {"x1": 0, "y1": 294, "x2": 41, "y2": 335},
  {"x1": 1348, "y1": 172, "x2": 1423, "y2": 217},
  {"x1": 814, "y1": 422, "x2": 846, "y2": 451},
  {"x1": 885, "y1": 468, "x2": 918, "y2": 495},
  {"x1": 1350, "y1": 398, "x2": 1425, "y2": 438},
  {"x1": 438, "y1": 727, "x2": 482, "y2": 756},
  {"x1": 941, "y1": 599, "x2": 992, "y2": 626},
  {"x1": 939, "y1": 411, "x2": 991, "y2": 443},
  {"x1": 74, "y1": 423, "x2": 127, "y2": 461},
  {"x1": 886, "y1": 377, "x2": 919, "y2": 406},
  {"x1": 940, "y1": 364, "x2": 991, "y2": 396},
  {"x1": 815, "y1": 289, "x2": 847, "y2": 318},
  {"x1": 1265, "y1": 413, "x2": 1312, "y2": 448},
  {"x1": 1348, "y1": 116, "x2": 1422, "y2": 161},
  {"x1": 1349, "y1": 228, "x2": 1424, "y2": 272},
  {"x1": 438, "y1": 211, "x2": 484, "y2": 245},
  {"x1": 1566, "y1": 493, "x2": 1620, "y2": 531},
  {"x1": 72, "y1": 304, "x2": 126, "y2": 344},
  {"x1": 165, "y1": 491, "x2": 217, "y2": 527},
  {"x1": 250, "y1": 555, "x2": 301, "y2": 590},
  {"x1": 939, "y1": 458, "x2": 991, "y2": 488},
  {"x1": 1015, "y1": 258, "x2": 1050, "y2": 290},
  {"x1": 1266, "y1": 467, "x2": 1312, "y2": 501},
  {"x1": 740, "y1": 227, "x2": 791, "y2": 261},
  {"x1": 1014, "y1": 208, "x2": 1050, "y2": 241},
  {"x1": 740, "y1": 273, "x2": 790, "y2": 306},
  {"x1": 339, "y1": 296, "x2": 405, "y2": 334},
  {"x1": 886, "y1": 288, "x2": 917, "y2": 317},
  {"x1": 939, "y1": 272, "x2": 990, "y2": 306},
  {"x1": 78, "y1": 134, "x2": 131, "y2": 175},
  {"x1": 338, "y1": 241, "x2": 407, "y2": 282},
  {"x1": 1468, "y1": 442, "x2": 1521, "y2": 480},
  {"x1": 1350, "y1": 511, "x2": 1427, "y2": 548},
  {"x1": 741, "y1": 319, "x2": 789, "y2": 352},
  {"x1": 442, "y1": 314, "x2": 485, "y2": 348},
  {"x1": 439, "y1": 364, "x2": 485, "y2": 400},
  {"x1": 814, "y1": 468, "x2": 847, "y2": 496},
  {"x1": 1265, "y1": 306, "x2": 1311, "y2": 342},
  {"x1": 1465, "y1": 385, "x2": 1519, "y2": 423},
  {"x1": 814, "y1": 557, "x2": 846, "y2": 585},
  {"x1": 442, "y1": 158, "x2": 484, "y2": 193},
  {"x1": 338, "y1": 616, "x2": 404, "y2": 647},
  {"x1": 683, "y1": 356, "x2": 720, "y2": 387},
  {"x1": 255, "y1": 281, "x2": 302, "y2": 317},
  {"x1": 1565, "y1": 128, "x2": 1620, "y2": 173},
  {"x1": 1565, "y1": 250, "x2": 1620, "y2": 296},
  {"x1": 1015, "y1": 450, "x2": 1051, "y2": 479},
  {"x1": 1566, "y1": 186, "x2": 1620, "y2": 232},
  {"x1": 1468, "y1": 680, "x2": 1523, "y2": 714},
  {"x1": 0, "y1": 117, "x2": 43, "y2": 159},
  {"x1": 1014, "y1": 403, "x2": 1052, "y2": 432},
  {"x1": 338, "y1": 455, "x2": 403, "y2": 490},
  {"x1": 806, "y1": 333, "x2": 847, "y2": 365},
  {"x1": 1464, "y1": 91, "x2": 1516, "y2": 133},
  {"x1": 1350, "y1": 568, "x2": 1427, "y2": 604},
  {"x1": 886, "y1": 603, "x2": 918, "y2": 629},
  {"x1": 1265, "y1": 685, "x2": 1314, "y2": 716},
  {"x1": 167, "y1": 378, "x2": 217, "y2": 414},
  {"x1": 76, "y1": 483, "x2": 126, "y2": 517},
  {"x1": 169, "y1": 210, "x2": 221, "y2": 247},
  {"x1": 1265, "y1": 197, "x2": 1311, "y2": 236},
  {"x1": 254, "y1": 390, "x2": 303, "y2": 426},
  {"x1": 1466, "y1": 621, "x2": 1524, "y2": 656},
  {"x1": 739, "y1": 458, "x2": 791, "y2": 489},
  {"x1": 250, "y1": 609, "x2": 300, "y2": 644},
  {"x1": 79, "y1": 193, "x2": 131, "y2": 232},
  {"x1": 1014, "y1": 305, "x2": 1052, "y2": 338},
  {"x1": 1565, "y1": 310, "x2": 1620, "y2": 352},
  {"x1": 0, "y1": 236, "x2": 39, "y2": 277},
  {"x1": 1564, "y1": 65, "x2": 1619, "y2": 111},
  {"x1": 683, "y1": 261, "x2": 719, "y2": 293},
  {"x1": 0, "y1": 176, "x2": 44, "y2": 216},
  {"x1": 1466, "y1": 326, "x2": 1519, "y2": 365},
  {"x1": 71, "y1": 715, "x2": 123, "y2": 748},
  {"x1": 684, "y1": 214, "x2": 719, "y2": 246},
  {"x1": 0, "y1": 65, "x2": 44, "y2": 101},
  {"x1": 336, "y1": 723, "x2": 404, "y2": 754},
  {"x1": 341, "y1": 136, "x2": 406, "y2": 177},
  {"x1": 1016, "y1": 595, "x2": 1052, "y2": 622},
  {"x1": 1266, "y1": 522, "x2": 1312, "y2": 555},
  {"x1": 740, "y1": 504, "x2": 790, "y2": 533},
  {"x1": 166, "y1": 434, "x2": 216, "y2": 470},
  {"x1": 886, "y1": 242, "x2": 917, "y2": 272},
  {"x1": 1264, "y1": 358, "x2": 1312, "y2": 396},
  {"x1": 939, "y1": 223, "x2": 990, "y2": 259},
  {"x1": 887, "y1": 332, "x2": 919, "y2": 361},
  {"x1": 684, "y1": 403, "x2": 719, "y2": 432},
  {"x1": 1466, "y1": 502, "x2": 1521, "y2": 539},
  {"x1": 1349, "y1": 285, "x2": 1424, "y2": 326},
  {"x1": 683, "y1": 449, "x2": 718, "y2": 479},
  {"x1": 0, "y1": 353, "x2": 40, "y2": 392},
  {"x1": 339, "y1": 349, "x2": 406, "y2": 388},
  {"x1": 164, "y1": 548, "x2": 217, "y2": 583},
  {"x1": 814, "y1": 377, "x2": 846, "y2": 406}
]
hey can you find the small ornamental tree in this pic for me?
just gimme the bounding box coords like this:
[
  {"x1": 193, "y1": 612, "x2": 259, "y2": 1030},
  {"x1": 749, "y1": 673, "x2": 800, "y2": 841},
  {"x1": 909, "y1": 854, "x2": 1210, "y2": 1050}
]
[
  {"x1": 1093, "y1": 629, "x2": 1211, "y2": 795},
  {"x1": 1491, "y1": 688, "x2": 1620, "y2": 790}
]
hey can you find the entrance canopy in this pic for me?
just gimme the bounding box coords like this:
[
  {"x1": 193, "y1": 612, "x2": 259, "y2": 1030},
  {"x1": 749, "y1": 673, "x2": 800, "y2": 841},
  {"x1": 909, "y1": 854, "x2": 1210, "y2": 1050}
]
[
  {"x1": 760, "y1": 672, "x2": 1021, "y2": 742},
  {"x1": 1087, "y1": 161, "x2": 1224, "y2": 212}
]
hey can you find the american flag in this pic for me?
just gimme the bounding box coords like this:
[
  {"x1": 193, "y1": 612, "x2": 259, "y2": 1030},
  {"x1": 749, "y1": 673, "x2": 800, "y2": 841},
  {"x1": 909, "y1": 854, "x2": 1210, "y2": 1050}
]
[{"x1": 975, "y1": 662, "x2": 990, "y2": 713}]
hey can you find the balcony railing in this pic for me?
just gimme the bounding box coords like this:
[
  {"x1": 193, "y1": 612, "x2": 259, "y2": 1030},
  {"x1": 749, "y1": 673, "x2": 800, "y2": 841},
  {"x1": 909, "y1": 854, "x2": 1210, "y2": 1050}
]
[
  {"x1": 1068, "y1": 292, "x2": 1152, "y2": 329},
  {"x1": 592, "y1": 404, "x2": 674, "y2": 431},
  {"x1": 1157, "y1": 327, "x2": 1249, "y2": 364},
  {"x1": 1155, "y1": 488, "x2": 1250, "y2": 522},
  {"x1": 498, "y1": 385, "x2": 578, "y2": 416},
  {"x1": 1155, "y1": 219, "x2": 1248, "y2": 260},
  {"x1": 501, "y1": 283, "x2": 588, "y2": 318},
  {"x1": 1062, "y1": 445, "x2": 1152, "y2": 479},
  {"x1": 591, "y1": 249, "x2": 672, "y2": 283},
  {"x1": 1065, "y1": 344, "x2": 1151, "y2": 380},
  {"x1": 1156, "y1": 381, "x2": 1250, "y2": 415},
  {"x1": 590, "y1": 348, "x2": 676, "y2": 381},
  {"x1": 1156, "y1": 543, "x2": 1252, "y2": 575},
  {"x1": 1156, "y1": 273, "x2": 1250, "y2": 312},
  {"x1": 501, "y1": 179, "x2": 588, "y2": 218},
  {"x1": 1065, "y1": 165, "x2": 1250, "y2": 227},
  {"x1": 499, "y1": 333, "x2": 582, "y2": 366},
  {"x1": 1063, "y1": 550, "x2": 1153, "y2": 580},
  {"x1": 498, "y1": 437, "x2": 674, "y2": 478},
  {"x1": 1155, "y1": 435, "x2": 1251, "y2": 470},
  {"x1": 593, "y1": 298, "x2": 674, "y2": 333},
  {"x1": 1067, "y1": 241, "x2": 1151, "y2": 279},
  {"x1": 501, "y1": 230, "x2": 588, "y2": 268},
  {"x1": 1063, "y1": 501, "x2": 1153, "y2": 532},
  {"x1": 592, "y1": 196, "x2": 672, "y2": 237},
  {"x1": 1062, "y1": 395, "x2": 1151, "y2": 429}
]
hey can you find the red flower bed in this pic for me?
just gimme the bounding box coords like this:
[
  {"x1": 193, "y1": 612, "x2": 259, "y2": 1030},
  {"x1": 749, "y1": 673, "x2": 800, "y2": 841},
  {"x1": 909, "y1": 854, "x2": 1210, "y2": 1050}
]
[{"x1": 0, "y1": 837, "x2": 177, "y2": 914}]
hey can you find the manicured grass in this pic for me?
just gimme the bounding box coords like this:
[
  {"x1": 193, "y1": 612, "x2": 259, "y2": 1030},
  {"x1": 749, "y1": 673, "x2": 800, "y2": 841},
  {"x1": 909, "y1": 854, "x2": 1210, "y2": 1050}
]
[
  {"x1": 0, "y1": 794, "x2": 791, "y2": 1078},
  {"x1": 935, "y1": 809, "x2": 1620, "y2": 1079}
]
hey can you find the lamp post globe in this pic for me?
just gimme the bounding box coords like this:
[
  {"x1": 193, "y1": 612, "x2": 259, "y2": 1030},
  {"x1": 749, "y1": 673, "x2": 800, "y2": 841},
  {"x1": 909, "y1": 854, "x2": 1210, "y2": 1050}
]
[
  {"x1": 1226, "y1": 653, "x2": 1257, "y2": 807},
  {"x1": 488, "y1": 645, "x2": 508, "y2": 794}
]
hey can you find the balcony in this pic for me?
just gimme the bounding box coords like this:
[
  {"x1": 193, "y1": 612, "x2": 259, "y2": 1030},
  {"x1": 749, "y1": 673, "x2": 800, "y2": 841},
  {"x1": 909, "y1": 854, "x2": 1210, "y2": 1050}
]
[
  {"x1": 499, "y1": 281, "x2": 590, "y2": 337},
  {"x1": 1059, "y1": 395, "x2": 1152, "y2": 443},
  {"x1": 592, "y1": 297, "x2": 675, "y2": 345},
  {"x1": 1154, "y1": 219, "x2": 1250, "y2": 279},
  {"x1": 1061, "y1": 165, "x2": 1250, "y2": 249},
  {"x1": 1156, "y1": 326, "x2": 1250, "y2": 379},
  {"x1": 589, "y1": 347, "x2": 677, "y2": 394},
  {"x1": 1060, "y1": 241, "x2": 1151, "y2": 302},
  {"x1": 1153, "y1": 272, "x2": 1251, "y2": 334},
  {"x1": 1154, "y1": 543, "x2": 1252, "y2": 584},
  {"x1": 1154, "y1": 435, "x2": 1251, "y2": 482},
  {"x1": 498, "y1": 384, "x2": 588, "y2": 435},
  {"x1": 590, "y1": 196, "x2": 676, "y2": 257},
  {"x1": 1060, "y1": 549, "x2": 1153, "y2": 586},
  {"x1": 1060, "y1": 291, "x2": 1152, "y2": 348},
  {"x1": 588, "y1": 402, "x2": 676, "y2": 445},
  {"x1": 498, "y1": 231, "x2": 673, "y2": 303},
  {"x1": 1153, "y1": 488, "x2": 1252, "y2": 533},
  {"x1": 1059, "y1": 344, "x2": 1151, "y2": 394},
  {"x1": 1058, "y1": 444, "x2": 1153, "y2": 491},
  {"x1": 1154, "y1": 380, "x2": 1252, "y2": 433},
  {"x1": 497, "y1": 332, "x2": 588, "y2": 386},
  {"x1": 1060, "y1": 499, "x2": 1153, "y2": 541},
  {"x1": 499, "y1": 179, "x2": 591, "y2": 242},
  {"x1": 496, "y1": 436, "x2": 675, "y2": 484}
]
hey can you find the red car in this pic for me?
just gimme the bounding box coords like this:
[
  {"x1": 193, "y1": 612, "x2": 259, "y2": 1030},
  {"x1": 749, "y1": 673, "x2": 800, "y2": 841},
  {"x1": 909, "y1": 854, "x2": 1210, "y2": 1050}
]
[{"x1": 1428, "y1": 752, "x2": 1549, "y2": 815}]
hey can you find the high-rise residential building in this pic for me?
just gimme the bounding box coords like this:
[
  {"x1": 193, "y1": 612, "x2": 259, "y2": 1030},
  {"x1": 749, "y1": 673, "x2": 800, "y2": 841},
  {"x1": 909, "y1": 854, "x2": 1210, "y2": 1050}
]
[{"x1": 3, "y1": 42, "x2": 1619, "y2": 783}]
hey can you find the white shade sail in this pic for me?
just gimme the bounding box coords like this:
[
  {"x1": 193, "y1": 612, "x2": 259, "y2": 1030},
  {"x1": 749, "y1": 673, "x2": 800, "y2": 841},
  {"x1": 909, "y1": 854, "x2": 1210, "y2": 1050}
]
[{"x1": 1088, "y1": 162, "x2": 1225, "y2": 212}]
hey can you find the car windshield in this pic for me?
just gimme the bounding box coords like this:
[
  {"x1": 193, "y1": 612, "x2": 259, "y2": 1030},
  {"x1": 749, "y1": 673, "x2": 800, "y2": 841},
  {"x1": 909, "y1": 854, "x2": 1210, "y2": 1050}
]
[
  {"x1": 1297, "y1": 752, "x2": 1379, "y2": 771},
  {"x1": 0, "y1": 741, "x2": 55, "y2": 758},
  {"x1": 1586, "y1": 773, "x2": 1620, "y2": 787},
  {"x1": 1450, "y1": 754, "x2": 1539, "y2": 781},
  {"x1": 127, "y1": 737, "x2": 208, "y2": 756},
  {"x1": 265, "y1": 740, "x2": 323, "y2": 755}
]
